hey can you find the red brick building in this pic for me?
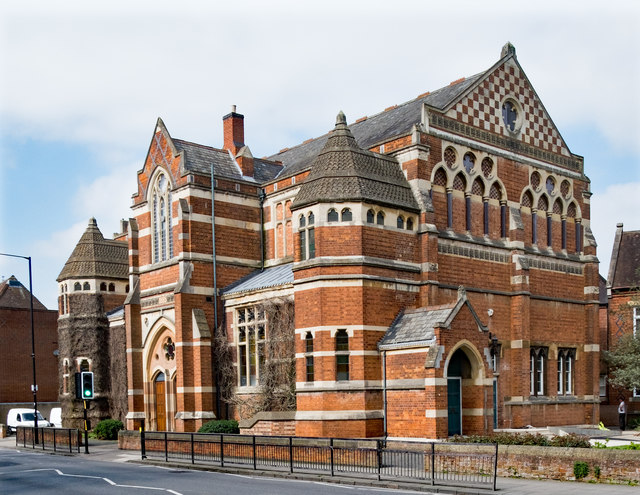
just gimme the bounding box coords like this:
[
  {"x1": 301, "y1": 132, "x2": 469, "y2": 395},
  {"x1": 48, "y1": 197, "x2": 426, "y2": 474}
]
[
  {"x1": 601, "y1": 223, "x2": 640, "y2": 426},
  {"x1": 61, "y1": 43, "x2": 600, "y2": 438},
  {"x1": 0, "y1": 276, "x2": 59, "y2": 421}
]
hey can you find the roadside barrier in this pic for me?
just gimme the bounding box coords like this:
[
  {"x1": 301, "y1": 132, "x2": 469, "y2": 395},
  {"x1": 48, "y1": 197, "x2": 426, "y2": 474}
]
[
  {"x1": 16, "y1": 426, "x2": 81, "y2": 454},
  {"x1": 141, "y1": 431, "x2": 498, "y2": 490}
]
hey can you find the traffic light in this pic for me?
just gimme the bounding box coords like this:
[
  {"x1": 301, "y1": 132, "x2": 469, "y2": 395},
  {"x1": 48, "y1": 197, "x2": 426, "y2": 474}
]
[{"x1": 76, "y1": 371, "x2": 94, "y2": 399}]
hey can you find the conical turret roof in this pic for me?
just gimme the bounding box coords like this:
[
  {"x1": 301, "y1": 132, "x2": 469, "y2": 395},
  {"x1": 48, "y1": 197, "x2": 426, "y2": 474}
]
[
  {"x1": 291, "y1": 112, "x2": 419, "y2": 212},
  {"x1": 57, "y1": 218, "x2": 128, "y2": 282}
]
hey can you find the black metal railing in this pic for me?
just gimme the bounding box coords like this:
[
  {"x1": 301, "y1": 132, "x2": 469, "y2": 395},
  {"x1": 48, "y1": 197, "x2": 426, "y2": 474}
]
[
  {"x1": 16, "y1": 426, "x2": 81, "y2": 454},
  {"x1": 140, "y1": 432, "x2": 498, "y2": 490}
]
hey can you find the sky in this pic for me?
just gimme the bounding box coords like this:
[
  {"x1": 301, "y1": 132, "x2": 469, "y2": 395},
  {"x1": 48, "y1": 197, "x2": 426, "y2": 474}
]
[{"x1": 0, "y1": 0, "x2": 639, "y2": 310}]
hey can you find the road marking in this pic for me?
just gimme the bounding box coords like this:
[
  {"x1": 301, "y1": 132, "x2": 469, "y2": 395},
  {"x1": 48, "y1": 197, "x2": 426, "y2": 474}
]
[{"x1": 21, "y1": 468, "x2": 183, "y2": 494}]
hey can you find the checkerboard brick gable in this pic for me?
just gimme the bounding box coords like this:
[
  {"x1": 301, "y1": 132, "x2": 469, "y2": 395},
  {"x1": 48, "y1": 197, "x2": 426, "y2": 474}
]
[{"x1": 57, "y1": 42, "x2": 600, "y2": 438}]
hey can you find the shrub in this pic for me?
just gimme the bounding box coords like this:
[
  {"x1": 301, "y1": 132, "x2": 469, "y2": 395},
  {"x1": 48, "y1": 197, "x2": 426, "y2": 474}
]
[
  {"x1": 548, "y1": 433, "x2": 591, "y2": 448},
  {"x1": 449, "y1": 432, "x2": 590, "y2": 448},
  {"x1": 198, "y1": 420, "x2": 239, "y2": 434},
  {"x1": 593, "y1": 465, "x2": 601, "y2": 479},
  {"x1": 573, "y1": 461, "x2": 589, "y2": 480},
  {"x1": 93, "y1": 419, "x2": 124, "y2": 440}
]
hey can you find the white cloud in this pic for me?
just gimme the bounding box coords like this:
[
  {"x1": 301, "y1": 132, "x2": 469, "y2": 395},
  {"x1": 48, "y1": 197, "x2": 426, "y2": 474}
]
[
  {"x1": 0, "y1": 2, "x2": 638, "y2": 158},
  {"x1": 590, "y1": 181, "x2": 640, "y2": 278}
]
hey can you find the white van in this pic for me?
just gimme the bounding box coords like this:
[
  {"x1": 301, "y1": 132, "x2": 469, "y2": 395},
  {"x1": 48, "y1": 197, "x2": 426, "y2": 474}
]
[
  {"x1": 6, "y1": 408, "x2": 53, "y2": 434},
  {"x1": 49, "y1": 407, "x2": 62, "y2": 428}
]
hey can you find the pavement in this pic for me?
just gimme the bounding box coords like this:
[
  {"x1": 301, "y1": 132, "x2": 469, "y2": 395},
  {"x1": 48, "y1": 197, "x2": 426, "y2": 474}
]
[{"x1": 0, "y1": 429, "x2": 638, "y2": 494}]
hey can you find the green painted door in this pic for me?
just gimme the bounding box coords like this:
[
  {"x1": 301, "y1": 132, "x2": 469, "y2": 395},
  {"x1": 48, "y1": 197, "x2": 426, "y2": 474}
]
[{"x1": 447, "y1": 378, "x2": 462, "y2": 436}]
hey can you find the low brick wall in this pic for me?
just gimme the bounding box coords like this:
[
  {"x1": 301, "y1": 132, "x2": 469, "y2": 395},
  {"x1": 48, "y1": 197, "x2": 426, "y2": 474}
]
[
  {"x1": 119, "y1": 430, "x2": 141, "y2": 450},
  {"x1": 238, "y1": 411, "x2": 296, "y2": 436},
  {"x1": 118, "y1": 431, "x2": 640, "y2": 484},
  {"x1": 498, "y1": 445, "x2": 640, "y2": 484}
]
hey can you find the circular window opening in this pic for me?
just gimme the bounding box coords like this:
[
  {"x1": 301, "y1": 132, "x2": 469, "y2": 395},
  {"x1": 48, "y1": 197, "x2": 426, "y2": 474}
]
[
  {"x1": 444, "y1": 147, "x2": 456, "y2": 168},
  {"x1": 501, "y1": 98, "x2": 523, "y2": 134},
  {"x1": 463, "y1": 153, "x2": 476, "y2": 173},
  {"x1": 546, "y1": 176, "x2": 556, "y2": 195},
  {"x1": 530, "y1": 171, "x2": 541, "y2": 191}
]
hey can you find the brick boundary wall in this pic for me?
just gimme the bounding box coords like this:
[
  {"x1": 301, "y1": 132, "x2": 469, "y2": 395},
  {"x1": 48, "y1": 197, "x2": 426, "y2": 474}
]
[
  {"x1": 118, "y1": 431, "x2": 640, "y2": 484},
  {"x1": 497, "y1": 445, "x2": 640, "y2": 484}
]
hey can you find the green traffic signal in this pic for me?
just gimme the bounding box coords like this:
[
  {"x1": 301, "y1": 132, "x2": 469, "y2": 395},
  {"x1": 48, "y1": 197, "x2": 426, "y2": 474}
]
[{"x1": 80, "y1": 371, "x2": 94, "y2": 399}]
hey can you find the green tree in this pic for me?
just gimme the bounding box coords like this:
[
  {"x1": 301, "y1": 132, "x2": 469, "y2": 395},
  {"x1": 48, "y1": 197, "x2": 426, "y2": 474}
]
[{"x1": 604, "y1": 332, "x2": 640, "y2": 391}]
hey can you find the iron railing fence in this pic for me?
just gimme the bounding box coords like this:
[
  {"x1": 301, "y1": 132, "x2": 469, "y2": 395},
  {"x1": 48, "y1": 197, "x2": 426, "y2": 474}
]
[
  {"x1": 141, "y1": 432, "x2": 498, "y2": 490},
  {"x1": 16, "y1": 426, "x2": 81, "y2": 454}
]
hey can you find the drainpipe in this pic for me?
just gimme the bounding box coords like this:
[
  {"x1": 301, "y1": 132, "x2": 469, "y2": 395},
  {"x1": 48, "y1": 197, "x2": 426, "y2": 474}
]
[
  {"x1": 259, "y1": 188, "x2": 266, "y2": 271},
  {"x1": 382, "y1": 350, "x2": 388, "y2": 438},
  {"x1": 211, "y1": 163, "x2": 221, "y2": 419}
]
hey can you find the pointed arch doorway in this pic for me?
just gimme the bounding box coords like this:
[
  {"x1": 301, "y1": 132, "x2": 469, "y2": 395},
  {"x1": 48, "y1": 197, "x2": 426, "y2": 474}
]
[
  {"x1": 447, "y1": 348, "x2": 473, "y2": 436},
  {"x1": 155, "y1": 372, "x2": 167, "y2": 432}
]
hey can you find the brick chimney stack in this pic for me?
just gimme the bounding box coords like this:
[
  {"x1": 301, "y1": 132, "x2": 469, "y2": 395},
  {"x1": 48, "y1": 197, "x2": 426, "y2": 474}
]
[{"x1": 223, "y1": 105, "x2": 244, "y2": 156}]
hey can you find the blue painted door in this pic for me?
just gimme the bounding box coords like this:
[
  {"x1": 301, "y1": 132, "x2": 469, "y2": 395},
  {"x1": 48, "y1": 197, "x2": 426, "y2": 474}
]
[{"x1": 447, "y1": 378, "x2": 462, "y2": 436}]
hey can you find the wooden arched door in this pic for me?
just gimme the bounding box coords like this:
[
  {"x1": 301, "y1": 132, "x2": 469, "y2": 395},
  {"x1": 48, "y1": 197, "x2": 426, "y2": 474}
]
[{"x1": 155, "y1": 372, "x2": 166, "y2": 431}]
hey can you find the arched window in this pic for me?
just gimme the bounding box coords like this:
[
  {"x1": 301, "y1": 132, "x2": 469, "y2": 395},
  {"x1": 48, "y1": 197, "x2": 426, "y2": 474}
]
[
  {"x1": 341, "y1": 208, "x2": 352, "y2": 222},
  {"x1": 152, "y1": 172, "x2": 173, "y2": 263},
  {"x1": 376, "y1": 211, "x2": 384, "y2": 226},
  {"x1": 108, "y1": 283, "x2": 115, "y2": 292},
  {"x1": 299, "y1": 212, "x2": 315, "y2": 260},
  {"x1": 433, "y1": 168, "x2": 447, "y2": 187},
  {"x1": 335, "y1": 329, "x2": 349, "y2": 381},
  {"x1": 397, "y1": 215, "x2": 405, "y2": 229},
  {"x1": 557, "y1": 348, "x2": 575, "y2": 395},
  {"x1": 406, "y1": 218, "x2": 414, "y2": 231},
  {"x1": 305, "y1": 332, "x2": 314, "y2": 382},
  {"x1": 83, "y1": 282, "x2": 90, "y2": 290},
  {"x1": 100, "y1": 282, "x2": 107, "y2": 291},
  {"x1": 366, "y1": 209, "x2": 375, "y2": 223},
  {"x1": 74, "y1": 282, "x2": 81, "y2": 291},
  {"x1": 521, "y1": 191, "x2": 533, "y2": 209},
  {"x1": 327, "y1": 208, "x2": 339, "y2": 222}
]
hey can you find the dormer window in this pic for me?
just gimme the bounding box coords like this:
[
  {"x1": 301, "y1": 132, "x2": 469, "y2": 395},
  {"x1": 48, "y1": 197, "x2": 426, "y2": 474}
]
[{"x1": 152, "y1": 172, "x2": 173, "y2": 263}]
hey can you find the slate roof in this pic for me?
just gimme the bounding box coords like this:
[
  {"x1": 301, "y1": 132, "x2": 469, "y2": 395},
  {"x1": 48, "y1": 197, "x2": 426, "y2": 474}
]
[
  {"x1": 0, "y1": 276, "x2": 48, "y2": 310},
  {"x1": 608, "y1": 224, "x2": 640, "y2": 290},
  {"x1": 379, "y1": 289, "x2": 489, "y2": 350},
  {"x1": 221, "y1": 263, "x2": 293, "y2": 296},
  {"x1": 270, "y1": 73, "x2": 483, "y2": 178},
  {"x1": 291, "y1": 112, "x2": 420, "y2": 212},
  {"x1": 378, "y1": 306, "x2": 453, "y2": 349},
  {"x1": 173, "y1": 139, "x2": 282, "y2": 183},
  {"x1": 57, "y1": 218, "x2": 129, "y2": 282}
]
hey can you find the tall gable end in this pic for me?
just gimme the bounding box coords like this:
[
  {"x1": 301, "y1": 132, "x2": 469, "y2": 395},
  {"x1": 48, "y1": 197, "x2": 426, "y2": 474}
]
[
  {"x1": 431, "y1": 56, "x2": 582, "y2": 172},
  {"x1": 135, "y1": 118, "x2": 182, "y2": 203}
]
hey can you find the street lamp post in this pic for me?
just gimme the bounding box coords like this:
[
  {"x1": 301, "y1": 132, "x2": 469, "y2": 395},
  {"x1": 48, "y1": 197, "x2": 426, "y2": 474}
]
[{"x1": 0, "y1": 253, "x2": 39, "y2": 444}]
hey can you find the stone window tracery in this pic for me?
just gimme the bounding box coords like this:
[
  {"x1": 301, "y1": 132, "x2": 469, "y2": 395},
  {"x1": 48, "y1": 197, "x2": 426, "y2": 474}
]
[
  {"x1": 557, "y1": 348, "x2": 575, "y2": 395},
  {"x1": 152, "y1": 172, "x2": 173, "y2": 263},
  {"x1": 327, "y1": 208, "x2": 339, "y2": 222},
  {"x1": 433, "y1": 168, "x2": 447, "y2": 187},
  {"x1": 463, "y1": 152, "x2": 476, "y2": 173},
  {"x1": 444, "y1": 147, "x2": 456, "y2": 168},
  {"x1": 341, "y1": 208, "x2": 352, "y2": 222},
  {"x1": 236, "y1": 306, "x2": 266, "y2": 387},
  {"x1": 481, "y1": 157, "x2": 494, "y2": 178},
  {"x1": 530, "y1": 347, "x2": 547, "y2": 396},
  {"x1": 163, "y1": 338, "x2": 176, "y2": 361}
]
